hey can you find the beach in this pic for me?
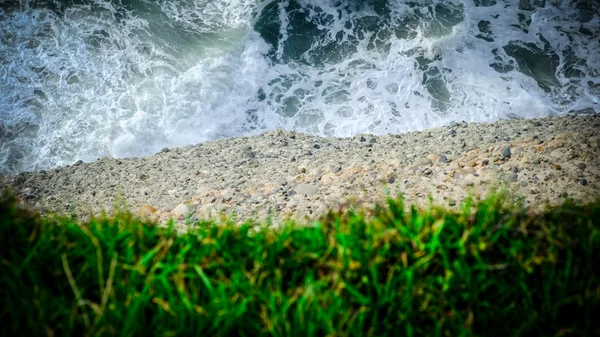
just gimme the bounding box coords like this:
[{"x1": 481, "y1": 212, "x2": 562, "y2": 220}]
[{"x1": 2, "y1": 114, "x2": 599, "y2": 229}]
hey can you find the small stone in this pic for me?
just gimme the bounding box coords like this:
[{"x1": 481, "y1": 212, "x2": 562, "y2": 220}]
[
  {"x1": 162, "y1": 203, "x2": 178, "y2": 212},
  {"x1": 520, "y1": 181, "x2": 529, "y2": 187},
  {"x1": 331, "y1": 166, "x2": 342, "y2": 173},
  {"x1": 553, "y1": 164, "x2": 562, "y2": 170},
  {"x1": 578, "y1": 162, "x2": 587, "y2": 170},
  {"x1": 313, "y1": 144, "x2": 321, "y2": 149},
  {"x1": 449, "y1": 129, "x2": 457, "y2": 136},
  {"x1": 74, "y1": 160, "x2": 83, "y2": 166},
  {"x1": 161, "y1": 147, "x2": 170, "y2": 153},
  {"x1": 137, "y1": 205, "x2": 157, "y2": 218},
  {"x1": 509, "y1": 173, "x2": 519, "y2": 183},
  {"x1": 360, "y1": 136, "x2": 366, "y2": 142},
  {"x1": 449, "y1": 200, "x2": 456, "y2": 206},
  {"x1": 172, "y1": 204, "x2": 190, "y2": 219},
  {"x1": 388, "y1": 175, "x2": 396, "y2": 184},
  {"x1": 414, "y1": 158, "x2": 433, "y2": 166},
  {"x1": 295, "y1": 184, "x2": 318, "y2": 196},
  {"x1": 501, "y1": 147, "x2": 511, "y2": 159},
  {"x1": 439, "y1": 155, "x2": 450, "y2": 163},
  {"x1": 579, "y1": 178, "x2": 588, "y2": 186},
  {"x1": 422, "y1": 168, "x2": 433, "y2": 177}
]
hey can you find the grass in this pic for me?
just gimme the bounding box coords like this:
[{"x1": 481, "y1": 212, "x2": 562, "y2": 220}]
[{"x1": 1, "y1": 191, "x2": 599, "y2": 337}]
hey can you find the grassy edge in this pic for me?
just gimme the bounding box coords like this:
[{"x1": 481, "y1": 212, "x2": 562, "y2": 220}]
[{"x1": 1, "y1": 189, "x2": 600, "y2": 336}]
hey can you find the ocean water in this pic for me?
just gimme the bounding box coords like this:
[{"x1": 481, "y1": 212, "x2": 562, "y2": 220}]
[{"x1": 1, "y1": 0, "x2": 599, "y2": 175}]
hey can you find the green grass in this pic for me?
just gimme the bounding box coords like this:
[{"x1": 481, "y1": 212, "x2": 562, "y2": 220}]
[{"x1": 1, "y1": 191, "x2": 599, "y2": 337}]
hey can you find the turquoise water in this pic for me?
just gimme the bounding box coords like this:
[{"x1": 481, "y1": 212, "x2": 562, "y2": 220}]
[{"x1": 1, "y1": 0, "x2": 599, "y2": 174}]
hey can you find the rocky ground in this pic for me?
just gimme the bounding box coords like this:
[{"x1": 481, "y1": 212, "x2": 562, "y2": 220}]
[{"x1": 2, "y1": 115, "x2": 600, "y2": 232}]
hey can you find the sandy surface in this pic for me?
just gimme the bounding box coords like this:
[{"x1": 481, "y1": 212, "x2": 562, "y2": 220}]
[{"x1": 2, "y1": 114, "x2": 599, "y2": 229}]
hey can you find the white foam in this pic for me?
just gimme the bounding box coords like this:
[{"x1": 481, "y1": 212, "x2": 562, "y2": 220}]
[{"x1": 0, "y1": 0, "x2": 598, "y2": 174}]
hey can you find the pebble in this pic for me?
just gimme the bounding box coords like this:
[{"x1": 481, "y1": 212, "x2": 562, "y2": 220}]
[
  {"x1": 295, "y1": 184, "x2": 319, "y2": 196},
  {"x1": 172, "y1": 204, "x2": 190, "y2": 219},
  {"x1": 439, "y1": 155, "x2": 450, "y2": 163},
  {"x1": 578, "y1": 163, "x2": 587, "y2": 170},
  {"x1": 414, "y1": 158, "x2": 433, "y2": 166},
  {"x1": 502, "y1": 147, "x2": 511, "y2": 159},
  {"x1": 137, "y1": 205, "x2": 157, "y2": 217},
  {"x1": 449, "y1": 129, "x2": 457, "y2": 136},
  {"x1": 553, "y1": 164, "x2": 562, "y2": 170},
  {"x1": 509, "y1": 173, "x2": 519, "y2": 183},
  {"x1": 580, "y1": 178, "x2": 588, "y2": 186}
]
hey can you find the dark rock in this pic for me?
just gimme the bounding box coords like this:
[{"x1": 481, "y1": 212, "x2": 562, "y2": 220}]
[
  {"x1": 245, "y1": 151, "x2": 256, "y2": 159},
  {"x1": 360, "y1": 136, "x2": 366, "y2": 142},
  {"x1": 449, "y1": 129, "x2": 457, "y2": 136},
  {"x1": 509, "y1": 173, "x2": 518, "y2": 182},
  {"x1": 161, "y1": 147, "x2": 170, "y2": 153},
  {"x1": 74, "y1": 160, "x2": 83, "y2": 166},
  {"x1": 578, "y1": 162, "x2": 587, "y2": 170},
  {"x1": 332, "y1": 166, "x2": 342, "y2": 173},
  {"x1": 388, "y1": 175, "x2": 396, "y2": 184},
  {"x1": 579, "y1": 178, "x2": 588, "y2": 186},
  {"x1": 439, "y1": 155, "x2": 450, "y2": 163},
  {"x1": 313, "y1": 144, "x2": 321, "y2": 149},
  {"x1": 502, "y1": 147, "x2": 511, "y2": 159}
]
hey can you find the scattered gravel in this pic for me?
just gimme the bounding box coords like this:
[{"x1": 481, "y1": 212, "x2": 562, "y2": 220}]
[{"x1": 1, "y1": 115, "x2": 599, "y2": 231}]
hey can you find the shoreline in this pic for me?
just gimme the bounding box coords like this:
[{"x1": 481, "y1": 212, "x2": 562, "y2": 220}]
[{"x1": 2, "y1": 114, "x2": 599, "y2": 228}]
